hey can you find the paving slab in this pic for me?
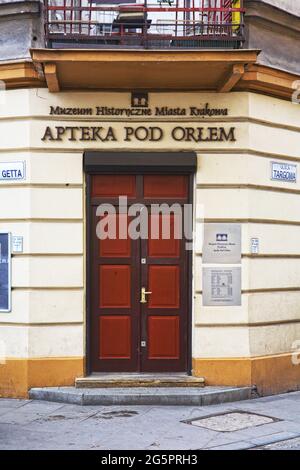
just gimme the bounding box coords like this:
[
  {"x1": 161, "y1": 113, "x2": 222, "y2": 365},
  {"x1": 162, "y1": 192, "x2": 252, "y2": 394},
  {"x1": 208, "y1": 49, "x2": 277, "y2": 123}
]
[
  {"x1": 188, "y1": 411, "x2": 275, "y2": 432},
  {"x1": 209, "y1": 441, "x2": 256, "y2": 450},
  {"x1": 249, "y1": 431, "x2": 300, "y2": 448},
  {"x1": 238, "y1": 419, "x2": 300, "y2": 439},
  {"x1": 259, "y1": 437, "x2": 300, "y2": 450},
  {"x1": 0, "y1": 399, "x2": 31, "y2": 408}
]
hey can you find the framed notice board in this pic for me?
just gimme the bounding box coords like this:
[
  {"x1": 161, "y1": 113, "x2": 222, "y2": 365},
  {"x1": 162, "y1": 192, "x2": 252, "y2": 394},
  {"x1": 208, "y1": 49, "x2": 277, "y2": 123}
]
[{"x1": 0, "y1": 233, "x2": 11, "y2": 312}]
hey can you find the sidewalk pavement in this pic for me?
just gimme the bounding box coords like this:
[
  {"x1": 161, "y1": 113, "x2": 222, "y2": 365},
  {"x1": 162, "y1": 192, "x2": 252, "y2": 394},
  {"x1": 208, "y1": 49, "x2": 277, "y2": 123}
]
[{"x1": 0, "y1": 391, "x2": 300, "y2": 450}]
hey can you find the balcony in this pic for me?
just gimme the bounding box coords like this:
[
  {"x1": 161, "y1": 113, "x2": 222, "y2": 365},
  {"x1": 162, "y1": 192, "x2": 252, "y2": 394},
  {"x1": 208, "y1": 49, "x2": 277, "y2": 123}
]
[{"x1": 44, "y1": 0, "x2": 245, "y2": 50}]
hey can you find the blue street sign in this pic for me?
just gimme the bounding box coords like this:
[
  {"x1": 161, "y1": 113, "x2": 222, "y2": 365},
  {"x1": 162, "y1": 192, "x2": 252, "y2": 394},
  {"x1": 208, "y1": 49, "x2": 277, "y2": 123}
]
[
  {"x1": 0, "y1": 233, "x2": 11, "y2": 312},
  {"x1": 271, "y1": 162, "x2": 297, "y2": 183}
]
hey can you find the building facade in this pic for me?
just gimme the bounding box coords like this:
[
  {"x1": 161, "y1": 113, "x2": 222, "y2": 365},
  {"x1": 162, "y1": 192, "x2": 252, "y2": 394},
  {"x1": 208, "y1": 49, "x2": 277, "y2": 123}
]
[{"x1": 0, "y1": 0, "x2": 299, "y2": 398}]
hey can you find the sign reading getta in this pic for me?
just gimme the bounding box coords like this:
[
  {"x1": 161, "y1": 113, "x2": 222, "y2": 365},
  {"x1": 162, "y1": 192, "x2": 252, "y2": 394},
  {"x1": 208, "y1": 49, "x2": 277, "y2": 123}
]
[
  {"x1": 0, "y1": 233, "x2": 11, "y2": 312},
  {"x1": 202, "y1": 223, "x2": 241, "y2": 264},
  {"x1": 0, "y1": 161, "x2": 25, "y2": 181}
]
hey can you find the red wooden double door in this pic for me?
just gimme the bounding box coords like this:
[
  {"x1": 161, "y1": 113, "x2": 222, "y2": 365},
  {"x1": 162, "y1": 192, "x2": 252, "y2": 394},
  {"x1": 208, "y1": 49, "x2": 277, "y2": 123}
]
[{"x1": 89, "y1": 173, "x2": 191, "y2": 373}]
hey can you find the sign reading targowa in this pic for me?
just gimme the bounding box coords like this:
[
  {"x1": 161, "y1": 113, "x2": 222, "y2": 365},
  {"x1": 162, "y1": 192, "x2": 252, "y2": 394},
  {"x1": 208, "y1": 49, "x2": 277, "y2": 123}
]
[{"x1": 271, "y1": 162, "x2": 297, "y2": 183}]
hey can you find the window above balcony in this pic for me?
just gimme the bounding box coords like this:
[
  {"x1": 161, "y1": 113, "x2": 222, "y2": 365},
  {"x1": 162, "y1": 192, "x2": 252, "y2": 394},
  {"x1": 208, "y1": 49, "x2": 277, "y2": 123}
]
[{"x1": 44, "y1": 0, "x2": 245, "y2": 50}]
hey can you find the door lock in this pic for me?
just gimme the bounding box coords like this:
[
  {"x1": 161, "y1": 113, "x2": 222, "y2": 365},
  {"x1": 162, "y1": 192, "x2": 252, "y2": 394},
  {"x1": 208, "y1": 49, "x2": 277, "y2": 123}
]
[
  {"x1": 141, "y1": 341, "x2": 146, "y2": 347},
  {"x1": 140, "y1": 287, "x2": 152, "y2": 304}
]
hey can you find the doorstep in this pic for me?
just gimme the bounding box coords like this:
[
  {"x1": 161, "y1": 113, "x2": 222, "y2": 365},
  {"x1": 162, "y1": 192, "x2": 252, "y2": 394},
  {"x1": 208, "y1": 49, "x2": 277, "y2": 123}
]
[
  {"x1": 75, "y1": 373, "x2": 205, "y2": 389},
  {"x1": 29, "y1": 386, "x2": 253, "y2": 406}
]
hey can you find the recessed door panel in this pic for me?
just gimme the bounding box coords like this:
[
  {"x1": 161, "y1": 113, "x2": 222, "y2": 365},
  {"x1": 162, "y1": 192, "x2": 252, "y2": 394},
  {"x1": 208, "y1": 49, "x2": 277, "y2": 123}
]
[
  {"x1": 92, "y1": 174, "x2": 136, "y2": 197},
  {"x1": 99, "y1": 316, "x2": 131, "y2": 359},
  {"x1": 148, "y1": 316, "x2": 180, "y2": 359},
  {"x1": 148, "y1": 214, "x2": 180, "y2": 258},
  {"x1": 144, "y1": 175, "x2": 188, "y2": 198},
  {"x1": 99, "y1": 214, "x2": 130, "y2": 258},
  {"x1": 99, "y1": 265, "x2": 131, "y2": 308},
  {"x1": 148, "y1": 265, "x2": 180, "y2": 309}
]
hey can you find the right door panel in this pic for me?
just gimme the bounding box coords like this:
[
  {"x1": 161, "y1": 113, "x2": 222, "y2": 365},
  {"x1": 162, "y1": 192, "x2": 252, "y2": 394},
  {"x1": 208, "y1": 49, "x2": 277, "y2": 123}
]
[{"x1": 141, "y1": 211, "x2": 188, "y2": 372}]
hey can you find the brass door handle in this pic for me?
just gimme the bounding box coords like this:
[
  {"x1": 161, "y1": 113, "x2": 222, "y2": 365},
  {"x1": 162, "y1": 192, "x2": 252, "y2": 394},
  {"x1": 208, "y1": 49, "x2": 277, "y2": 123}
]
[{"x1": 140, "y1": 287, "x2": 152, "y2": 304}]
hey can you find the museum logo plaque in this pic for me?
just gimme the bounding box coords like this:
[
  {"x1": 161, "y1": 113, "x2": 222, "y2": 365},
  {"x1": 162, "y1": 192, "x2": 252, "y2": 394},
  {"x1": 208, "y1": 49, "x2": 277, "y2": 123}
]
[{"x1": 202, "y1": 223, "x2": 241, "y2": 264}]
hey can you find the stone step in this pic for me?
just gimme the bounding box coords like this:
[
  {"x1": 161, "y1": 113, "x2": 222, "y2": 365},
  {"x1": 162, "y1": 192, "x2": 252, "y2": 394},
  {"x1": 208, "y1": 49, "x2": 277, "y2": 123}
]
[
  {"x1": 29, "y1": 386, "x2": 253, "y2": 406},
  {"x1": 75, "y1": 373, "x2": 205, "y2": 389}
]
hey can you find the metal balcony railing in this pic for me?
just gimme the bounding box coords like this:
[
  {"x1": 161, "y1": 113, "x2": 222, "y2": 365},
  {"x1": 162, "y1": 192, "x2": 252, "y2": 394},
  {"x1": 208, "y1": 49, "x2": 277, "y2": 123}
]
[{"x1": 44, "y1": 0, "x2": 245, "y2": 49}]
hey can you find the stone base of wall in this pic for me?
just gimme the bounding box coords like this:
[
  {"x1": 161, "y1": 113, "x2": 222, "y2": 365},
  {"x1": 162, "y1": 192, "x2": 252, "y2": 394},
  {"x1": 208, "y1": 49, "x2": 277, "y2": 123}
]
[
  {"x1": 0, "y1": 357, "x2": 85, "y2": 398},
  {"x1": 193, "y1": 353, "x2": 300, "y2": 396},
  {"x1": 1, "y1": 354, "x2": 299, "y2": 398}
]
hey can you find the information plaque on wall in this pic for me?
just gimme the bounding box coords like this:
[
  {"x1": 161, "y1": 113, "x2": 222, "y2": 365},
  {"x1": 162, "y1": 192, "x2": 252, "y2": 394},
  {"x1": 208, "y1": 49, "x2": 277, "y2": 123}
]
[
  {"x1": 0, "y1": 233, "x2": 11, "y2": 312},
  {"x1": 202, "y1": 223, "x2": 241, "y2": 264},
  {"x1": 202, "y1": 267, "x2": 241, "y2": 306}
]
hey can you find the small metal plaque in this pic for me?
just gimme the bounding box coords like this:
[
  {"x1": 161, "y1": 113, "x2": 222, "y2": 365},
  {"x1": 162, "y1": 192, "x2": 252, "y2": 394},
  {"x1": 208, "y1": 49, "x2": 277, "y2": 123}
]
[
  {"x1": 251, "y1": 238, "x2": 259, "y2": 254},
  {"x1": 12, "y1": 236, "x2": 23, "y2": 254},
  {"x1": 0, "y1": 233, "x2": 11, "y2": 312},
  {"x1": 202, "y1": 223, "x2": 241, "y2": 264},
  {"x1": 202, "y1": 267, "x2": 241, "y2": 306}
]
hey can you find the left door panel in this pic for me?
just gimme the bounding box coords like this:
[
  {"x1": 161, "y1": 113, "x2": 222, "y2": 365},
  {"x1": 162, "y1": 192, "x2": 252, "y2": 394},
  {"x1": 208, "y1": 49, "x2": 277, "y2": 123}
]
[{"x1": 91, "y1": 206, "x2": 140, "y2": 372}]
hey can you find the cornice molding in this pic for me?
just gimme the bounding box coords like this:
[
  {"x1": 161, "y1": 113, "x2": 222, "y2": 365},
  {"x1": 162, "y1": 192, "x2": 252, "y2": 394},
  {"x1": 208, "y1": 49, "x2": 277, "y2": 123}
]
[
  {"x1": 0, "y1": 55, "x2": 299, "y2": 102},
  {"x1": 0, "y1": 60, "x2": 45, "y2": 88}
]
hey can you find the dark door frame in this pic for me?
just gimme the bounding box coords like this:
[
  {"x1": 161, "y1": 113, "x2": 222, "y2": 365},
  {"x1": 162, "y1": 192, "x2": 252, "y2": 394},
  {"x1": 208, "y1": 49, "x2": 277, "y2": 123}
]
[{"x1": 84, "y1": 152, "x2": 197, "y2": 376}]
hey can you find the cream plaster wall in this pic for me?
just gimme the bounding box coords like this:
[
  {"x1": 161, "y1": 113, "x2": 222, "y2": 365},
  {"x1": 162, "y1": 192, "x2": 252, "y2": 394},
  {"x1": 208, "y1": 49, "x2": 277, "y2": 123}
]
[{"x1": 0, "y1": 89, "x2": 300, "y2": 365}]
